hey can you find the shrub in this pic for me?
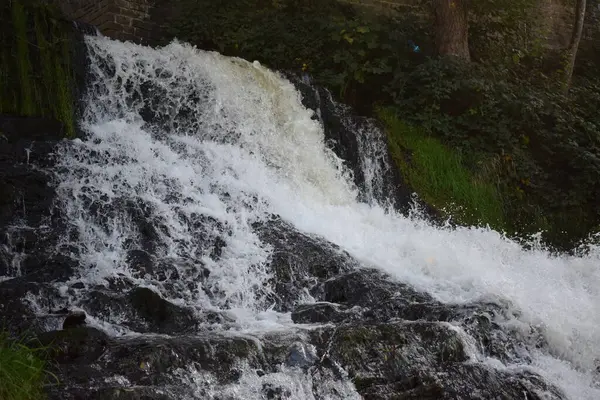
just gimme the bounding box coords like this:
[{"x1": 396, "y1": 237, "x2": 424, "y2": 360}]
[
  {"x1": 164, "y1": 0, "x2": 430, "y2": 112},
  {"x1": 387, "y1": 57, "x2": 600, "y2": 248}
]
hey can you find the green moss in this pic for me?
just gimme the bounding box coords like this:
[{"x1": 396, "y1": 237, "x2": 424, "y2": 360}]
[
  {"x1": 34, "y1": 11, "x2": 55, "y2": 112},
  {"x1": 1, "y1": 0, "x2": 75, "y2": 137},
  {"x1": 12, "y1": 0, "x2": 35, "y2": 116},
  {"x1": 0, "y1": 10, "x2": 8, "y2": 113},
  {"x1": 378, "y1": 108, "x2": 506, "y2": 231},
  {"x1": 54, "y1": 28, "x2": 75, "y2": 138},
  {"x1": 0, "y1": 331, "x2": 50, "y2": 400}
]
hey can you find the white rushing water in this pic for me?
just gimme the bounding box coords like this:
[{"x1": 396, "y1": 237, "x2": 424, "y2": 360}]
[{"x1": 54, "y1": 36, "x2": 600, "y2": 399}]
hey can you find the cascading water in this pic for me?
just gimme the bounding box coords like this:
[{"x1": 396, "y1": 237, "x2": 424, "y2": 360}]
[{"x1": 20, "y1": 35, "x2": 600, "y2": 398}]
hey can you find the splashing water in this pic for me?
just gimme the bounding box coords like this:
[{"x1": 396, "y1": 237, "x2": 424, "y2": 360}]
[{"x1": 52, "y1": 36, "x2": 600, "y2": 399}]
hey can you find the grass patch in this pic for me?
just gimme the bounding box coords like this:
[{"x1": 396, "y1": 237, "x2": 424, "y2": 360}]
[
  {"x1": 378, "y1": 108, "x2": 505, "y2": 230},
  {"x1": 0, "y1": 331, "x2": 49, "y2": 400}
]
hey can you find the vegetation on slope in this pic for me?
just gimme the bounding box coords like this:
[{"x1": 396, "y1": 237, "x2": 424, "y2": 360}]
[{"x1": 379, "y1": 108, "x2": 505, "y2": 231}]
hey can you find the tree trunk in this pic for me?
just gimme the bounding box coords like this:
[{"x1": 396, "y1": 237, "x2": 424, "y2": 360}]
[
  {"x1": 433, "y1": 0, "x2": 470, "y2": 61},
  {"x1": 563, "y1": 0, "x2": 587, "y2": 91}
]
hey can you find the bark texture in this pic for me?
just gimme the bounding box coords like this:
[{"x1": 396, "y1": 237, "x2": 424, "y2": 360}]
[
  {"x1": 563, "y1": 0, "x2": 587, "y2": 91},
  {"x1": 434, "y1": 0, "x2": 470, "y2": 61}
]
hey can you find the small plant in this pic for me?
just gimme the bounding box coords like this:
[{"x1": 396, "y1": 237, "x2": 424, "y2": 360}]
[{"x1": 0, "y1": 331, "x2": 51, "y2": 400}]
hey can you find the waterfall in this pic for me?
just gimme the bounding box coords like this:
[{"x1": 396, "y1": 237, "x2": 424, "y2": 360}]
[{"x1": 10, "y1": 35, "x2": 599, "y2": 398}]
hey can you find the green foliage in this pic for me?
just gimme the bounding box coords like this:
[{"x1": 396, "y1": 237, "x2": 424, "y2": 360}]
[
  {"x1": 469, "y1": 0, "x2": 546, "y2": 65},
  {"x1": 379, "y1": 108, "x2": 505, "y2": 230},
  {"x1": 0, "y1": 0, "x2": 76, "y2": 137},
  {"x1": 166, "y1": 0, "x2": 347, "y2": 66},
  {"x1": 326, "y1": 16, "x2": 426, "y2": 103},
  {"x1": 388, "y1": 56, "x2": 600, "y2": 248},
  {"x1": 165, "y1": 0, "x2": 429, "y2": 110},
  {"x1": 0, "y1": 331, "x2": 50, "y2": 400}
]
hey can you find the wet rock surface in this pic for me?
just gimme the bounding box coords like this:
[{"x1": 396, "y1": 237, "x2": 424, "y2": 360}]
[
  {"x1": 288, "y1": 73, "x2": 445, "y2": 222},
  {"x1": 80, "y1": 287, "x2": 199, "y2": 335},
  {"x1": 0, "y1": 120, "x2": 566, "y2": 398},
  {"x1": 0, "y1": 115, "x2": 73, "y2": 334},
  {"x1": 253, "y1": 217, "x2": 358, "y2": 312},
  {"x1": 309, "y1": 319, "x2": 562, "y2": 400}
]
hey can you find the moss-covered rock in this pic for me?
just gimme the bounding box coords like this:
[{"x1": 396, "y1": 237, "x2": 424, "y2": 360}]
[
  {"x1": 37, "y1": 326, "x2": 109, "y2": 365},
  {"x1": 309, "y1": 321, "x2": 561, "y2": 399},
  {"x1": 313, "y1": 321, "x2": 468, "y2": 377},
  {"x1": 253, "y1": 217, "x2": 358, "y2": 312},
  {"x1": 0, "y1": 0, "x2": 86, "y2": 138}
]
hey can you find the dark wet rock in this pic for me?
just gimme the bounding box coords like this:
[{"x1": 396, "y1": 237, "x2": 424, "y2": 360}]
[
  {"x1": 310, "y1": 321, "x2": 564, "y2": 400},
  {"x1": 128, "y1": 287, "x2": 197, "y2": 333},
  {"x1": 317, "y1": 268, "x2": 435, "y2": 321},
  {"x1": 0, "y1": 279, "x2": 65, "y2": 334},
  {"x1": 154, "y1": 258, "x2": 209, "y2": 285},
  {"x1": 314, "y1": 268, "x2": 541, "y2": 366},
  {"x1": 313, "y1": 321, "x2": 469, "y2": 376},
  {"x1": 44, "y1": 331, "x2": 296, "y2": 398},
  {"x1": 209, "y1": 235, "x2": 227, "y2": 261},
  {"x1": 253, "y1": 217, "x2": 357, "y2": 312},
  {"x1": 126, "y1": 249, "x2": 154, "y2": 278},
  {"x1": 38, "y1": 326, "x2": 110, "y2": 364},
  {"x1": 0, "y1": 280, "x2": 44, "y2": 333},
  {"x1": 125, "y1": 252, "x2": 211, "y2": 300},
  {"x1": 19, "y1": 253, "x2": 79, "y2": 283},
  {"x1": 0, "y1": 115, "x2": 79, "y2": 337},
  {"x1": 262, "y1": 383, "x2": 292, "y2": 400},
  {"x1": 50, "y1": 386, "x2": 177, "y2": 400},
  {"x1": 291, "y1": 302, "x2": 361, "y2": 324},
  {"x1": 81, "y1": 196, "x2": 171, "y2": 257},
  {"x1": 355, "y1": 364, "x2": 563, "y2": 400},
  {"x1": 0, "y1": 116, "x2": 65, "y2": 232},
  {"x1": 63, "y1": 311, "x2": 87, "y2": 329},
  {"x1": 82, "y1": 287, "x2": 197, "y2": 335},
  {"x1": 285, "y1": 341, "x2": 318, "y2": 369}
]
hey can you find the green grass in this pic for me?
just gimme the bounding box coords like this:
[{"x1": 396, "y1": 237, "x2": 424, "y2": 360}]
[
  {"x1": 0, "y1": 331, "x2": 48, "y2": 400},
  {"x1": 378, "y1": 108, "x2": 506, "y2": 230}
]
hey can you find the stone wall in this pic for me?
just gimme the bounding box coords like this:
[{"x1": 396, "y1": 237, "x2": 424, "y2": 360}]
[{"x1": 52, "y1": 0, "x2": 157, "y2": 43}]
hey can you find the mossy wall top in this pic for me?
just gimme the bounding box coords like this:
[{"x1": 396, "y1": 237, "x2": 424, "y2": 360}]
[
  {"x1": 0, "y1": 0, "x2": 77, "y2": 137},
  {"x1": 51, "y1": 0, "x2": 159, "y2": 44}
]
